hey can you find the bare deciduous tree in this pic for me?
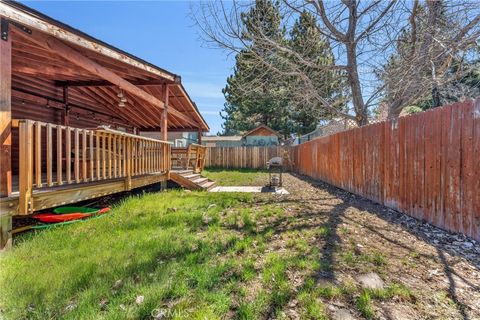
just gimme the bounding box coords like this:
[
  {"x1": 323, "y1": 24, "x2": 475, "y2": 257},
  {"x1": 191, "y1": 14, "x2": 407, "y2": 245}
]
[
  {"x1": 382, "y1": 1, "x2": 480, "y2": 117},
  {"x1": 192, "y1": 0, "x2": 480, "y2": 125}
]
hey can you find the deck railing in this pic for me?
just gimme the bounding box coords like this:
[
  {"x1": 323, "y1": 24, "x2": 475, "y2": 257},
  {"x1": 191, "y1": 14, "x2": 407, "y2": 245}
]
[
  {"x1": 13, "y1": 120, "x2": 171, "y2": 213},
  {"x1": 171, "y1": 143, "x2": 207, "y2": 173}
]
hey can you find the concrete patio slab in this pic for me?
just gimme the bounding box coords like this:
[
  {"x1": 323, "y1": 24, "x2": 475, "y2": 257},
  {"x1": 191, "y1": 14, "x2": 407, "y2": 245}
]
[{"x1": 209, "y1": 186, "x2": 289, "y2": 195}]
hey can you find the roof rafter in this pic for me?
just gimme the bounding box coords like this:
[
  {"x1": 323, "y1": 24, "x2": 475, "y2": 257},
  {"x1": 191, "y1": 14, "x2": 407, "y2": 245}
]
[
  {"x1": 55, "y1": 79, "x2": 180, "y2": 88},
  {"x1": 11, "y1": 27, "x2": 200, "y2": 128}
]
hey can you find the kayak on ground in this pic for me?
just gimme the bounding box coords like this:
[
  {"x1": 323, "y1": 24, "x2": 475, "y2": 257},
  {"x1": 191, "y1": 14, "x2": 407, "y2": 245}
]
[{"x1": 33, "y1": 207, "x2": 110, "y2": 223}]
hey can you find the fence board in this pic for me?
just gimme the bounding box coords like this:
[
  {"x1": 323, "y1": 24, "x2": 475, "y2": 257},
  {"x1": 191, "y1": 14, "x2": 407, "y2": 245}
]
[
  {"x1": 205, "y1": 146, "x2": 289, "y2": 169},
  {"x1": 290, "y1": 99, "x2": 479, "y2": 241},
  {"x1": 473, "y1": 99, "x2": 480, "y2": 239},
  {"x1": 206, "y1": 100, "x2": 479, "y2": 240}
]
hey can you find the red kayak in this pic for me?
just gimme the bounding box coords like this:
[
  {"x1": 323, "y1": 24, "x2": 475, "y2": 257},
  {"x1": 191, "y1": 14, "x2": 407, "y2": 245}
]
[{"x1": 33, "y1": 207, "x2": 110, "y2": 223}]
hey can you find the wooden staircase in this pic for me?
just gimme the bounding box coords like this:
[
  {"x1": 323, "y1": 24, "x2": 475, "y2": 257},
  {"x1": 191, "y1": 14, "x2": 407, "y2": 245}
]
[{"x1": 170, "y1": 170, "x2": 216, "y2": 191}]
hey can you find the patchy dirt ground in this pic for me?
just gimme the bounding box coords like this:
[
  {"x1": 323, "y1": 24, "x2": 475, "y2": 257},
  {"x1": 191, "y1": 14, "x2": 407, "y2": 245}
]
[
  {"x1": 10, "y1": 172, "x2": 479, "y2": 319},
  {"x1": 246, "y1": 173, "x2": 480, "y2": 319}
]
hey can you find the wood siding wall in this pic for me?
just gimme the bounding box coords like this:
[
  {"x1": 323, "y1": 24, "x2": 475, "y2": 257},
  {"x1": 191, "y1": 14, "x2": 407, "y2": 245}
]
[
  {"x1": 291, "y1": 99, "x2": 480, "y2": 241},
  {"x1": 205, "y1": 146, "x2": 289, "y2": 169}
]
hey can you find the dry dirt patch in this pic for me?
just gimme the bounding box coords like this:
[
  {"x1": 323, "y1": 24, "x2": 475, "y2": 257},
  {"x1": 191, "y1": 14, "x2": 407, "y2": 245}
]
[{"x1": 251, "y1": 173, "x2": 480, "y2": 319}]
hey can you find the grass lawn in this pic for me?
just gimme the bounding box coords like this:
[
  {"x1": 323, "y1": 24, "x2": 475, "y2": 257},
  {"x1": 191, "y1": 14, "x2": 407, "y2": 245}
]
[
  {"x1": 1, "y1": 191, "x2": 265, "y2": 319},
  {"x1": 1, "y1": 187, "x2": 350, "y2": 320},
  {"x1": 1, "y1": 170, "x2": 478, "y2": 319},
  {"x1": 203, "y1": 168, "x2": 269, "y2": 186}
]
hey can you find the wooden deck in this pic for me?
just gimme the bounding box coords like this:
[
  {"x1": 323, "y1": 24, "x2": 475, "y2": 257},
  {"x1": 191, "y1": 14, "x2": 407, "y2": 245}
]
[
  {"x1": 171, "y1": 144, "x2": 207, "y2": 173},
  {"x1": 2, "y1": 120, "x2": 172, "y2": 217},
  {"x1": 0, "y1": 125, "x2": 212, "y2": 216},
  {"x1": 1, "y1": 172, "x2": 168, "y2": 216}
]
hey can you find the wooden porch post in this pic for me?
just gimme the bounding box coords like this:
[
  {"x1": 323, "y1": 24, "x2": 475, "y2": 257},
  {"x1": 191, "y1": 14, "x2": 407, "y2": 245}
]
[
  {"x1": 0, "y1": 18, "x2": 12, "y2": 197},
  {"x1": 161, "y1": 85, "x2": 169, "y2": 189},
  {"x1": 0, "y1": 19, "x2": 12, "y2": 250},
  {"x1": 161, "y1": 85, "x2": 168, "y2": 141},
  {"x1": 18, "y1": 120, "x2": 33, "y2": 216},
  {"x1": 197, "y1": 128, "x2": 202, "y2": 145}
]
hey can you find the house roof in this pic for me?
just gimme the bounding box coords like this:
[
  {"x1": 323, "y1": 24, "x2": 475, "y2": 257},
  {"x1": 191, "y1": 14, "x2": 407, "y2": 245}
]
[
  {"x1": 242, "y1": 125, "x2": 282, "y2": 138},
  {"x1": 1, "y1": 1, "x2": 209, "y2": 131},
  {"x1": 203, "y1": 136, "x2": 243, "y2": 142}
]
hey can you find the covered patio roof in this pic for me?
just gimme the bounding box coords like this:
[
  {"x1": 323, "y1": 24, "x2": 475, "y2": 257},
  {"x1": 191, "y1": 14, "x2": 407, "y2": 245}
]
[{"x1": 1, "y1": 1, "x2": 209, "y2": 132}]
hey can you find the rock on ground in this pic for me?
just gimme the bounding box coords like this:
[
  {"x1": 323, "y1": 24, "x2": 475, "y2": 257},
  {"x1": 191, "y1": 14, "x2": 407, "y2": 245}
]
[{"x1": 356, "y1": 272, "x2": 385, "y2": 290}]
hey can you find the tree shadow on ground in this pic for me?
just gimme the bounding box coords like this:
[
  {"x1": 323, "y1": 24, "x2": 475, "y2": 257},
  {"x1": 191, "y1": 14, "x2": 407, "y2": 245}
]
[{"x1": 289, "y1": 173, "x2": 477, "y2": 320}]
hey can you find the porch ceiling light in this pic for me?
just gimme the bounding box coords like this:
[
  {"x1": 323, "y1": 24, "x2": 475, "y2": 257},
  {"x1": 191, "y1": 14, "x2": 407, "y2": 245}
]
[{"x1": 117, "y1": 89, "x2": 127, "y2": 107}]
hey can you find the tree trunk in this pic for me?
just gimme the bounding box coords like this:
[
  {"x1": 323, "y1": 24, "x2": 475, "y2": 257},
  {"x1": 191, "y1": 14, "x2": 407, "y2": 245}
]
[
  {"x1": 346, "y1": 46, "x2": 368, "y2": 126},
  {"x1": 432, "y1": 85, "x2": 441, "y2": 108},
  {"x1": 387, "y1": 99, "x2": 404, "y2": 119}
]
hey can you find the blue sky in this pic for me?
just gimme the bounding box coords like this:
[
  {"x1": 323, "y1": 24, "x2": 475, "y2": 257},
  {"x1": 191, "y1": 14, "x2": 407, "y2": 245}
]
[{"x1": 22, "y1": 1, "x2": 233, "y2": 134}]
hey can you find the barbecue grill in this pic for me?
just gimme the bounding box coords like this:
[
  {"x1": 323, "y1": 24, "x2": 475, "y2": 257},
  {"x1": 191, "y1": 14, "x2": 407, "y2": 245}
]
[{"x1": 267, "y1": 157, "x2": 283, "y2": 188}]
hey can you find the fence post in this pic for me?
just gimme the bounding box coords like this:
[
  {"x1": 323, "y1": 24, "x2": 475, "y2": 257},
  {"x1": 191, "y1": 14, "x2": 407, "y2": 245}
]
[{"x1": 19, "y1": 120, "x2": 33, "y2": 215}]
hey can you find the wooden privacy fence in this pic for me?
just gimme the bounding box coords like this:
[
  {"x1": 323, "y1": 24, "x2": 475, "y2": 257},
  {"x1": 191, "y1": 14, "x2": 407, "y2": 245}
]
[
  {"x1": 205, "y1": 146, "x2": 289, "y2": 169},
  {"x1": 291, "y1": 99, "x2": 480, "y2": 241}
]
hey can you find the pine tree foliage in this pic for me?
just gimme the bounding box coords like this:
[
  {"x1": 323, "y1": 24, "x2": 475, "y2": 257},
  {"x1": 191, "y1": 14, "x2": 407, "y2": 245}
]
[
  {"x1": 220, "y1": 1, "x2": 345, "y2": 136},
  {"x1": 287, "y1": 11, "x2": 348, "y2": 133},
  {"x1": 221, "y1": 0, "x2": 291, "y2": 136}
]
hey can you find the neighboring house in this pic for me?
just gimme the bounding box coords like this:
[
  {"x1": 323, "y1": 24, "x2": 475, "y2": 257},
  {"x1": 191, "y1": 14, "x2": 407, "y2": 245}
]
[
  {"x1": 202, "y1": 125, "x2": 282, "y2": 147},
  {"x1": 202, "y1": 136, "x2": 243, "y2": 147},
  {"x1": 297, "y1": 119, "x2": 356, "y2": 144},
  {"x1": 242, "y1": 125, "x2": 282, "y2": 146},
  {"x1": 140, "y1": 131, "x2": 199, "y2": 147},
  {"x1": 295, "y1": 117, "x2": 385, "y2": 145}
]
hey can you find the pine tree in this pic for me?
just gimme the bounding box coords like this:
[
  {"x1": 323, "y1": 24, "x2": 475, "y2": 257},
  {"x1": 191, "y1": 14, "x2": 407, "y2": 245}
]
[
  {"x1": 287, "y1": 10, "x2": 347, "y2": 134},
  {"x1": 221, "y1": 0, "x2": 291, "y2": 136},
  {"x1": 221, "y1": 1, "x2": 345, "y2": 136}
]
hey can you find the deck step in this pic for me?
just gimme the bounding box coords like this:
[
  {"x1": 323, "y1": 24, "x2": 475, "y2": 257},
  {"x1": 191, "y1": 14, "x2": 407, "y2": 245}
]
[
  {"x1": 183, "y1": 173, "x2": 201, "y2": 180},
  {"x1": 176, "y1": 170, "x2": 193, "y2": 175},
  {"x1": 201, "y1": 181, "x2": 217, "y2": 190},
  {"x1": 169, "y1": 171, "x2": 216, "y2": 191},
  {"x1": 192, "y1": 177, "x2": 208, "y2": 184}
]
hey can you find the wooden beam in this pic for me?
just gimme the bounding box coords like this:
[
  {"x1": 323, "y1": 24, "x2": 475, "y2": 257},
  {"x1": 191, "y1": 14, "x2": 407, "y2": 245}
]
[
  {"x1": 161, "y1": 85, "x2": 168, "y2": 141},
  {"x1": 12, "y1": 63, "x2": 84, "y2": 78},
  {"x1": 0, "y1": 19, "x2": 12, "y2": 197},
  {"x1": 73, "y1": 87, "x2": 140, "y2": 126},
  {"x1": 12, "y1": 28, "x2": 199, "y2": 128},
  {"x1": 141, "y1": 127, "x2": 205, "y2": 132},
  {"x1": 55, "y1": 79, "x2": 179, "y2": 87},
  {"x1": 144, "y1": 85, "x2": 183, "y2": 128},
  {"x1": 13, "y1": 29, "x2": 164, "y2": 107},
  {"x1": 12, "y1": 88, "x2": 130, "y2": 127},
  {"x1": 198, "y1": 127, "x2": 202, "y2": 144}
]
